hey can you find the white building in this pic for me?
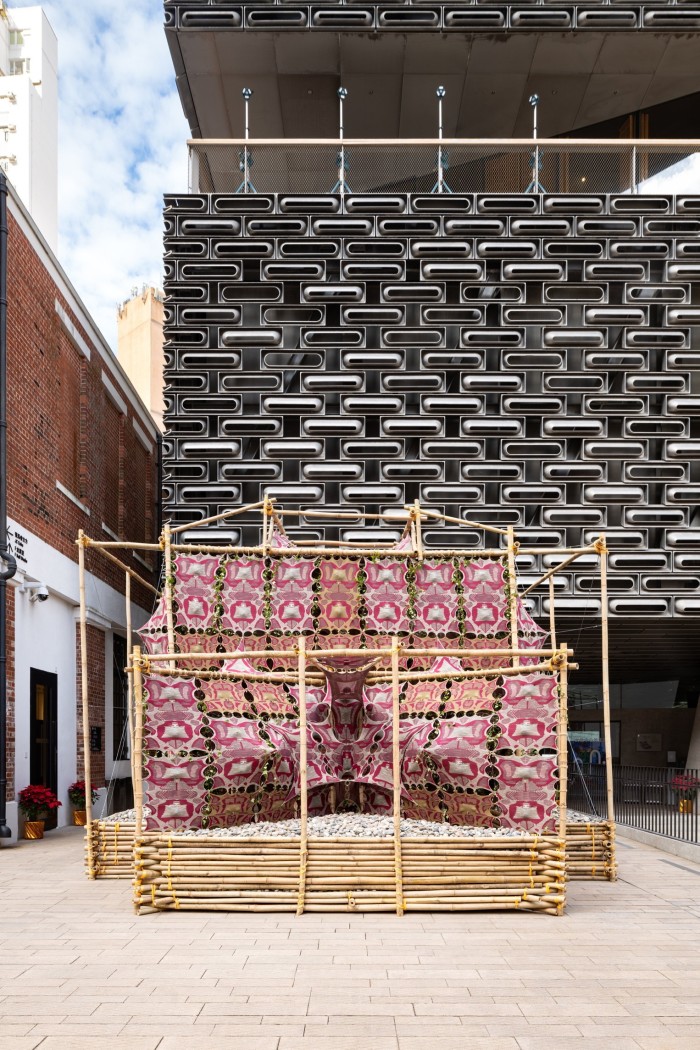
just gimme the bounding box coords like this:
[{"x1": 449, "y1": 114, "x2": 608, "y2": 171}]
[{"x1": 0, "y1": 2, "x2": 57, "y2": 249}]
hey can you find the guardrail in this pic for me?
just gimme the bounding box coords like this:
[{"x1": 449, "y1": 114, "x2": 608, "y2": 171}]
[
  {"x1": 569, "y1": 764, "x2": 700, "y2": 844},
  {"x1": 187, "y1": 138, "x2": 700, "y2": 195}
]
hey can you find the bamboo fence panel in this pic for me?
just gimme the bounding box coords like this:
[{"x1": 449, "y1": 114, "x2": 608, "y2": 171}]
[
  {"x1": 89, "y1": 820, "x2": 616, "y2": 883},
  {"x1": 133, "y1": 833, "x2": 566, "y2": 915}
]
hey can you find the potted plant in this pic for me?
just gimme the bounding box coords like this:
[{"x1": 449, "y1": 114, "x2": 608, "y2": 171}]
[
  {"x1": 670, "y1": 773, "x2": 700, "y2": 814},
  {"x1": 67, "y1": 780, "x2": 99, "y2": 825},
  {"x1": 18, "y1": 785, "x2": 62, "y2": 839}
]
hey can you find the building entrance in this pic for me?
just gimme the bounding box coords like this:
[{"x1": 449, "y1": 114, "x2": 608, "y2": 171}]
[{"x1": 29, "y1": 668, "x2": 58, "y2": 830}]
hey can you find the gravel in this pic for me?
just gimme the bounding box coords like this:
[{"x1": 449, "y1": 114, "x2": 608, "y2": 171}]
[{"x1": 99, "y1": 807, "x2": 608, "y2": 834}]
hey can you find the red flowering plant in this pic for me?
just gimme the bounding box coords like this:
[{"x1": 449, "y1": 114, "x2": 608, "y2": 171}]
[
  {"x1": 18, "y1": 785, "x2": 62, "y2": 822},
  {"x1": 67, "y1": 780, "x2": 99, "y2": 807},
  {"x1": 670, "y1": 774, "x2": 700, "y2": 801}
]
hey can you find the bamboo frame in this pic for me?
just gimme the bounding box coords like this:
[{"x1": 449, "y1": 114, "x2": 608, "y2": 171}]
[
  {"x1": 133, "y1": 647, "x2": 144, "y2": 843},
  {"x1": 391, "y1": 637, "x2": 404, "y2": 916},
  {"x1": 125, "y1": 572, "x2": 135, "y2": 785},
  {"x1": 558, "y1": 645, "x2": 569, "y2": 850},
  {"x1": 297, "y1": 637, "x2": 308, "y2": 915},
  {"x1": 163, "y1": 523, "x2": 175, "y2": 655},
  {"x1": 75, "y1": 505, "x2": 616, "y2": 907}
]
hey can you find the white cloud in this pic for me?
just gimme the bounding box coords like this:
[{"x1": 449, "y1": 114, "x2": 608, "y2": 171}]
[{"x1": 9, "y1": 0, "x2": 189, "y2": 348}]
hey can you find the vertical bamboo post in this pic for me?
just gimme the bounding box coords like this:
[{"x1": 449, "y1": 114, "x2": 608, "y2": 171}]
[
  {"x1": 297, "y1": 636, "x2": 308, "y2": 916},
  {"x1": 132, "y1": 644, "x2": 145, "y2": 913},
  {"x1": 391, "y1": 637, "x2": 404, "y2": 916},
  {"x1": 133, "y1": 646, "x2": 144, "y2": 841},
  {"x1": 548, "y1": 575, "x2": 557, "y2": 650},
  {"x1": 125, "y1": 571, "x2": 135, "y2": 785},
  {"x1": 78, "y1": 531, "x2": 95, "y2": 879},
  {"x1": 558, "y1": 644, "x2": 569, "y2": 846},
  {"x1": 413, "y1": 498, "x2": 424, "y2": 562},
  {"x1": 262, "y1": 498, "x2": 272, "y2": 555},
  {"x1": 163, "y1": 524, "x2": 176, "y2": 655},
  {"x1": 506, "y1": 526, "x2": 519, "y2": 661},
  {"x1": 597, "y1": 535, "x2": 615, "y2": 826}
]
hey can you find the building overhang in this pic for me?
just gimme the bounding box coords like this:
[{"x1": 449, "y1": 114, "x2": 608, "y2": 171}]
[{"x1": 166, "y1": 27, "x2": 700, "y2": 140}]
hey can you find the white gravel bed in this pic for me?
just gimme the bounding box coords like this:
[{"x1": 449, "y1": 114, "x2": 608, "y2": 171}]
[{"x1": 100, "y1": 807, "x2": 608, "y2": 832}]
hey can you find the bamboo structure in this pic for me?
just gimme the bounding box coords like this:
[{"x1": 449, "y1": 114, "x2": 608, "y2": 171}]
[
  {"x1": 75, "y1": 504, "x2": 618, "y2": 908},
  {"x1": 391, "y1": 637, "x2": 404, "y2": 916},
  {"x1": 296, "y1": 636, "x2": 308, "y2": 916},
  {"x1": 558, "y1": 645, "x2": 569, "y2": 848},
  {"x1": 90, "y1": 818, "x2": 613, "y2": 883}
]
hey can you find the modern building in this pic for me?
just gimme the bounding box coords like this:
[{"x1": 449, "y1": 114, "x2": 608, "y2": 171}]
[
  {"x1": 0, "y1": 2, "x2": 57, "y2": 250},
  {"x1": 1, "y1": 179, "x2": 160, "y2": 843},
  {"x1": 117, "y1": 286, "x2": 166, "y2": 431},
  {"x1": 160, "y1": 0, "x2": 700, "y2": 766}
]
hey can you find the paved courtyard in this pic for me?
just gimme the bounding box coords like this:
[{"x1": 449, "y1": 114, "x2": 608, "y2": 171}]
[{"x1": 1, "y1": 828, "x2": 700, "y2": 1050}]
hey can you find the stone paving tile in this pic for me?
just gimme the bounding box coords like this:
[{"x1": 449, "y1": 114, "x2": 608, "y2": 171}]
[{"x1": 2, "y1": 828, "x2": 700, "y2": 1048}]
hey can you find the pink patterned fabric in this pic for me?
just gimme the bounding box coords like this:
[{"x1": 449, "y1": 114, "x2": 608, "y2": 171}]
[
  {"x1": 364, "y1": 559, "x2": 410, "y2": 632},
  {"x1": 413, "y1": 559, "x2": 462, "y2": 635},
  {"x1": 315, "y1": 558, "x2": 360, "y2": 632},
  {"x1": 269, "y1": 557, "x2": 315, "y2": 632},
  {"x1": 137, "y1": 544, "x2": 562, "y2": 835},
  {"x1": 220, "y1": 558, "x2": 266, "y2": 632},
  {"x1": 461, "y1": 558, "x2": 509, "y2": 635}
]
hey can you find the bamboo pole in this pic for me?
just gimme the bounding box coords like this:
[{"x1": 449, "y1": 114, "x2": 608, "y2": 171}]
[
  {"x1": 297, "y1": 636, "x2": 308, "y2": 916},
  {"x1": 133, "y1": 646, "x2": 145, "y2": 843},
  {"x1": 163, "y1": 524, "x2": 176, "y2": 655},
  {"x1": 558, "y1": 645, "x2": 569, "y2": 851},
  {"x1": 506, "y1": 526, "x2": 519, "y2": 658},
  {"x1": 597, "y1": 535, "x2": 616, "y2": 828},
  {"x1": 86, "y1": 542, "x2": 159, "y2": 595},
  {"x1": 170, "y1": 499, "x2": 270, "y2": 534},
  {"x1": 125, "y1": 572, "x2": 135, "y2": 785},
  {"x1": 78, "y1": 531, "x2": 96, "y2": 879},
  {"x1": 519, "y1": 544, "x2": 597, "y2": 598},
  {"x1": 147, "y1": 646, "x2": 573, "y2": 662},
  {"x1": 410, "y1": 506, "x2": 510, "y2": 536},
  {"x1": 391, "y1": 637, "x2": 404, "y2": 916},
  {"x1": 413, "y1": 499, "x2": 424, "y2": 562},
  {"x1": 548, "y1": 575, "x2": 557, "y2": 650}
]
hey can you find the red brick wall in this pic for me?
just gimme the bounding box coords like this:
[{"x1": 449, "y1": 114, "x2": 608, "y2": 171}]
[
  {"x1": 4, "y1": 205, "x2": 159, "y2": 798},
  {"x1": 5, "y1": 209, "x2": 158, "y2": 594},
  {"x1": 75, "y1": 624, "x2": 106, "y2": 787}
]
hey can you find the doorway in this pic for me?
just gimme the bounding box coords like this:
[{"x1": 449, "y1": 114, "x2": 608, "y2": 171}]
[{"x1": 29, "y1": 668, "x2": 58, "y2": 830}]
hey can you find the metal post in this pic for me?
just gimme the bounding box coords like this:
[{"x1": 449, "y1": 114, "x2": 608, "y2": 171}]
[
  {"x1": 332, "y1": 87, "x2": 349, "y2": 197},
  {"x1": 631, "y1": 145, "x2": 638, "y2": 195},
  {"x1": 236, "y1": 88, "x2": 255, "y2": 194},
  {"x1": 526, "y1": 93, "x2": 545, "y2": 194},
  {"x1": 432, "y1": 86, "x2": 451, "y2": 194}
]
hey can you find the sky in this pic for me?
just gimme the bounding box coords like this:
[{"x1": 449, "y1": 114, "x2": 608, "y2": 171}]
[{"x1": 10, "y1": 0, "x2": 189, "y2": 348}]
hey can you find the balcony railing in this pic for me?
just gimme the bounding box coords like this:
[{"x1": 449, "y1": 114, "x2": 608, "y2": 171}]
[
  {"x1": 187, "y1": 138, "x2": 700, "y2": 196},
  {"x1": 569, "y1": 764, "x2": 700, "y2": 844}
]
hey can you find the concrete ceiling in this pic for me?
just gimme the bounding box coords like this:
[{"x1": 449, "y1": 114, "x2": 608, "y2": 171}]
[{"x1": 168, "y1": 29, "x2": 700, "y2": 140}]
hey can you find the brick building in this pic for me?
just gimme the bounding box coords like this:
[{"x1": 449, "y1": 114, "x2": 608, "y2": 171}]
[{"x1": 2, "y1": 179, "x2": 160, "y2": 842}]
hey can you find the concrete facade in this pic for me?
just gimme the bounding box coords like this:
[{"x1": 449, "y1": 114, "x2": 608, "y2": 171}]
[
  {"x1": 0, "y1": 3, "x2": 58, "y2": 249},
  {"x1": 117, "y1": 286, "x2": 166, "y2": 432}
]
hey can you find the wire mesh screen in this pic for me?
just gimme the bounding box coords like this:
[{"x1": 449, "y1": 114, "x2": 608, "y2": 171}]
[{"x1": 189, "y1": 142, "x2": 700, "y2": 196}]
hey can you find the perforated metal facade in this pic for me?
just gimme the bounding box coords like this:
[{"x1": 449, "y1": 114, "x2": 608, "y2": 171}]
[
  {"x1": 162, "y1": 190, "x2": 700, "y2": 619},
  {"x1": 164, "y1": 0, "x2": 700, "y2": 32}
]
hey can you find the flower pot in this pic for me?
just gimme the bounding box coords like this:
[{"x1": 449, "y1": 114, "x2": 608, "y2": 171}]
[
  {"x1": 679, "y1": 799, "x2": 693, "y2": 815},
  {"x1": 72, "y1": 809, "x2": 87, "y2": 826},
  {"x1": 24, "y1": 820, "x2": 45, "y2": 839}
]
